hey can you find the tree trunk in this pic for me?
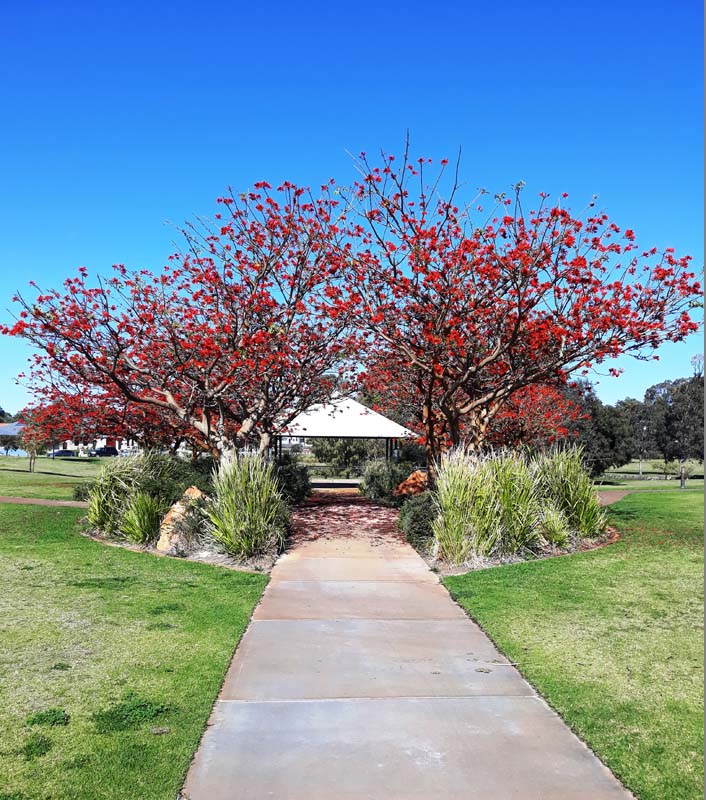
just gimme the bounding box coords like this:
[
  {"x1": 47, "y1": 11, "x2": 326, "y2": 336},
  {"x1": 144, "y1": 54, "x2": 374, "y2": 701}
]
[
  {"x1": 467, "y1": 410, "x2": 490, "y2": 450},
  {"x1": 258, "y1": 431, "x2": 272, "y2": 458},
  {"x1": 423, "y1": 401, "x2": 441, "y2": 487}
]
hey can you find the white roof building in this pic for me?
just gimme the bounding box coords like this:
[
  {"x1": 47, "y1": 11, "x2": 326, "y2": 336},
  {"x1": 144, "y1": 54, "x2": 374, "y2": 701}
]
[{"x1": 281, "y1": 396, "x2": 415, "y2": 440}]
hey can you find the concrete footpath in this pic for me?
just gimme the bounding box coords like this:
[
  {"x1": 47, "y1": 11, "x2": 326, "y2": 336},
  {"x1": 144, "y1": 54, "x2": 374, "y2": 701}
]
[{"x1": 183, "y1": 493, "x2": 631, "y2": 800}]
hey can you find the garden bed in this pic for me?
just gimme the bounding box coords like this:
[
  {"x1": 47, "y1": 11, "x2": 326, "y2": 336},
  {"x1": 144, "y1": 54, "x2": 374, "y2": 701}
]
[{"x1": 427, "y1": 525, "x2": 623, "y2": 577}]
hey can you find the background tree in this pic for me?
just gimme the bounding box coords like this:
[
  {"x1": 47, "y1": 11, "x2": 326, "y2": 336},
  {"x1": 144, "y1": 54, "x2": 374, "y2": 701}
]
[
  {"x1": 643, "y1": 372, "x2": 705, "y2": 462},
  {"x1": 4, "y1": 183, "x2": 356, "y2": 457},
  {"x1": 343, "y1": 148, "x2": 702, "y2": 472},
  {"x1": 667, "y1": 373, "x2": 704, "y2": 461},
  {"x1": 0, "y1": 435, "x2": 19, "y2": 456},
  {"x1": 310, "y1": 438, "x2": 384, "y2": 476},
  {"x1": 560, "y1": 382, "x2": 634, "y2": 476},
  {"x1": 17, "y1": 404, "x2": 74, "y2": 471}
]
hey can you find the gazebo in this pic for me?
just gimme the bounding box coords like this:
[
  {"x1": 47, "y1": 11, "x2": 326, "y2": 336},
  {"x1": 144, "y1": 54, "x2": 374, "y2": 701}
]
[{"x1": 278, "y1": 396, "x2": 415, "y2": 461}]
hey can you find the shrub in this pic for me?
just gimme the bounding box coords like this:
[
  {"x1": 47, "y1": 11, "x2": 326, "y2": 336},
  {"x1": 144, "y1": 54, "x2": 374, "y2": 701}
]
[
  {"x1": 359, "y1": 461, "x2": 416, "y2": 506},
  {"x1": 138, "y1": 456, "x2": 212, "y2": 503},
  {"x1": 398, "y1": 492, "x2": 437, "y2": 553},
  {"x1": 533, "y1": 447, "x2": 606, "y2": 539},
  {"x1": 120, "y1": 492, "x2": 167, "y2": 544},
  {"x1": 87, "y1": 452, "x2": 210, "y2": 537},
  {"x1": 649, "y1": 459, "x2": 690, "y2": 478},
  {"x1": 207, "y1": 454, "x2": 289, "y2": 558},
  {"x1": 274, "y1": 453, "x2": 311, "y2": 504}
]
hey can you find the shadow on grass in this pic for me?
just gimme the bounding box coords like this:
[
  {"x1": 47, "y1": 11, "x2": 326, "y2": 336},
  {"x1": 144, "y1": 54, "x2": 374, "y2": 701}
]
[{"x1": 0, "y1": 466, "x2": 90, "y2": 479}]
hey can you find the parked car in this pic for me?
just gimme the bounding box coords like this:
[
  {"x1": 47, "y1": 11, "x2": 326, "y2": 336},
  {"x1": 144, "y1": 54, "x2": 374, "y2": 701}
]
[
  {"x1": 50, "y1": 449, "x2": 75, "y2": 458},
  {"x1": 92, "y1": 446, "x2": 119, "y2": 457}
]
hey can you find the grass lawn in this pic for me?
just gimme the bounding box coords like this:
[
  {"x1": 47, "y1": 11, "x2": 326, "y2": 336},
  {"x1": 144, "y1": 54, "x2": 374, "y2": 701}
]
[
  {"x1": 0, "y1": 504, "x2": 267, "y2": 800},
  {"x1": 595, "y1": 477, "x2": 704, "y2": 491},
  {"x1": 603, "y1": 458, "x2": 703, "y2": 477},
  {"x1": 0, "y1": 456, "x2": 102, "y2": 500},
  {"x1": 444, "y1": 489, "x2": 704, "y2": 800}
]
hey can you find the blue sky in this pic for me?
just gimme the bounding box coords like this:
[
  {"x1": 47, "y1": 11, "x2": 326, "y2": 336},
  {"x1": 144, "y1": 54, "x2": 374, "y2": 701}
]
[{"x1": 1, "y1": 0, "x2": 703, "y2": 413}]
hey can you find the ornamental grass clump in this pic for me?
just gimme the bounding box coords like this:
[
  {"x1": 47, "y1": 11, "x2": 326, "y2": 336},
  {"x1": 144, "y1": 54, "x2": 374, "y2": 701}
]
[
  {"x1": 120, "y1": 492, "x2": 168, "y2": 545},
  {"x1": 87, "y1": 456, "x2": 147, "y2": 536},
  {"x1": 533, "y1": 447, "x2": 607, "y2": 539},
  {"x1": 207, "y1": 454, "x2": 288, "y2": 558},
  {"x1": 432, "y1": 445, "x2": 604, "y2": 564},
  {"x1": 87, "y1": 452, "x2": 210, "y2": 538},
  {"x1": 432, "y1": 449, "x2": 501, "y2": 562},
  {"x1": 540, "y1": 503, "x2": 571, "y2": 548},
  {"x1": 490, "y1": 452, "x2": 542, "y2": 554}
]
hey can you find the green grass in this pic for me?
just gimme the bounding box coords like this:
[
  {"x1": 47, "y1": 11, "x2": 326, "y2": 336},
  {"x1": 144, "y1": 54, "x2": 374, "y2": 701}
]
[
  {"x1": 0, "y1": 504, "x2": 267, "y2": 799},
  {"x1": 0, "y1": 456, "x2": 103, "y2": 500},
  {"x1": 444, "y1": 489, "x2": 704, "y2": 800},
  {"x1": 595, "y1": 477, "x2": 704, "y2": 491},
  {"x1": 603, "y1": 458, "x2": 703, "y2": 476}
]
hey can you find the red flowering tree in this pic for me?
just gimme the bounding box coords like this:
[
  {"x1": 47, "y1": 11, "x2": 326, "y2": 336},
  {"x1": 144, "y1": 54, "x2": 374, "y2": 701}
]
[
  {"x1": 485, "y1": 383, "x2": 584, "y2": 448},
  {"x1": 344, "y1": 148, "x2": 702, "y2": 471},
  {"x1": 24, "y1": 382, "x2": 199, "y2": 454},
  {"x1": 362, "y1": 353, "x2": 583, "y2": 451},
  {"x1": 4, "y1": 182, "x2": 356, "y2": 457},
  {"x1": 18, "y1": 403, "x2": 76, "y2": 471}
]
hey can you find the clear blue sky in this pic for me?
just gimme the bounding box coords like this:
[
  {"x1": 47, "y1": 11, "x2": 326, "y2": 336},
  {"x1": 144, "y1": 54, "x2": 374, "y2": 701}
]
[{"x1": 1, "y1": 0, "x2": 703, "y2": 414}]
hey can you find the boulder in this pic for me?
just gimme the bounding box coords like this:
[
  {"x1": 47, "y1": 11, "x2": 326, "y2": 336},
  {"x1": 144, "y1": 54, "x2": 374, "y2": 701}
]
[
  {"x1": 393, "y1": 469, "x2": 428, "y2": 496},
  {"x1": 156, "y1": 486, "x2": 205, "y2": 556}
]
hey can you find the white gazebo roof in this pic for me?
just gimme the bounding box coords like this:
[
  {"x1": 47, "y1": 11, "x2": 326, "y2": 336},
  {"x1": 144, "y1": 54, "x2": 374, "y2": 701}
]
[{"x1": 281, "y1": 396, "x2": 415, "y2": 439}]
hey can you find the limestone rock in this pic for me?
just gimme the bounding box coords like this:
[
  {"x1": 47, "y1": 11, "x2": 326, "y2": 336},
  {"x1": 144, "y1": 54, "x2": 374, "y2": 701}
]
[{"x1": 156, "y1": 486, "x2": 205, "y2": 556}]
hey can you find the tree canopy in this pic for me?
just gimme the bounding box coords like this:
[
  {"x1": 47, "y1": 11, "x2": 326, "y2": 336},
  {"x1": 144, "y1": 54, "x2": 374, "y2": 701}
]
[{"x1": 2, "y1": 150, "x2": 702, "y2": 465}]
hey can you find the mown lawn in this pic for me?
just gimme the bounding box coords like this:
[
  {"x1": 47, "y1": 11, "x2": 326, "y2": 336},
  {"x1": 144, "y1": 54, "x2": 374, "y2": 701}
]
[
  {"x1": 0, "y1": 456, "x2": 102, "y2": 500},
  {"x1": 0, "y1": 505, "x2": 267, "y2": 800},
  {"x1": 595, "y1": 477, "x2": 704, "y2": 491},
  {"x1": 444, "y1": 489, "x2": 704, "y2": 800}
]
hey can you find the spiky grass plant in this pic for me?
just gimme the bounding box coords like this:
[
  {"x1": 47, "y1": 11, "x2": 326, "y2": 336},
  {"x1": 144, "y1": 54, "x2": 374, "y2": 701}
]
[
  {"x1": 87, "y1": 456, "x2": 146, "y2": 536},
  {"x1": 120, "y1": 492, "x2": 167, "y2": 545},
  {"x1": 540, "y1": 503, "x2": 571, "y2": 547},
  {"x1": 491, "y1": 452, "x2": 542, "y2": 553},
  {"x1": 533, "y1": 447, "x2": 607, "y2": 538},
  {"x1": 431, "y1": 445, "x2": 604, "y2": 564},
  {"x1": 87, "y1": 452, "x2": 211, "y2": 538},
  {"x1": 432, "y1": 449, "x2": 502, "y2": 562},
  {"x1": 207, "y1": 454, "x2": 289, "y2": 558}
]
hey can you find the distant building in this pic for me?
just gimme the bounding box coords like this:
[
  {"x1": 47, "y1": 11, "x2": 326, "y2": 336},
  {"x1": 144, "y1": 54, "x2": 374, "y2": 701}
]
[{"x1": 0, "y1": 422, "x2": 24, "y2": 437}]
